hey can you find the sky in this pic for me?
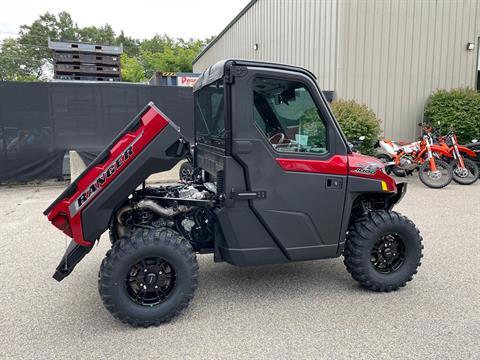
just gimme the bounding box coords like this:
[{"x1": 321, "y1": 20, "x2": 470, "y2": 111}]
[{"x1": 0, "y1": 0, "x2": 252, "y2": 41}]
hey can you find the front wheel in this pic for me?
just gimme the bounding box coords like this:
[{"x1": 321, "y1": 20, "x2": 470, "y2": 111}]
[
  {"x1": 344, "y1": 211, "x2": 423, "y2": 292},
  {"x1": 375, "y1": 154, "x2": 392, "y2": 175},
  {"x1": 98, "y1": 227, "x2": 198, "y2": 327},
  {"x1": 418, "y1": 158, "x2": 452, "y2": 188},
  {"x1": 451, "y1": 158, "x2": 479, "y2": 185}
]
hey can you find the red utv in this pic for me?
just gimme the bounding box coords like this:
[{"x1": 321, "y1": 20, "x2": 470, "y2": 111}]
[{"x1": 45, "y1": 60, "x2": 423, "y2": 327}]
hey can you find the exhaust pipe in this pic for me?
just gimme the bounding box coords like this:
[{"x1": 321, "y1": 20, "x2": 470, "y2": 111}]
[{"x1": 117, "y1": 199, "x2": 192, "y2": 225}]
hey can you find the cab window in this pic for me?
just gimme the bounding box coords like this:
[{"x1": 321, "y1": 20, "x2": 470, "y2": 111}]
[
  {"x1": 253, "y1": 77, "x2": 327, "y2": 154},
  {"x1": 195, "y1": 80, "x2": 225, "y2": 148}
]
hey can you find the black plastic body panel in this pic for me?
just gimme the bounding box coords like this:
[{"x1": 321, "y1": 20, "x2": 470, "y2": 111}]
[
  {"x1": 336, "y1": 177, "x2": 406, "y2": 255},
  {"x1": 53, "y1": 240, "x2": 92, "y2": 281},
  {"x1": 196, "y1": 61, "x2": 350, "y2": 266}
]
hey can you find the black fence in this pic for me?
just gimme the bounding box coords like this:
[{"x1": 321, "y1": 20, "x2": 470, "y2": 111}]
[{"x1": 0, "y1": 82, "x2": 193, "y2": 182}]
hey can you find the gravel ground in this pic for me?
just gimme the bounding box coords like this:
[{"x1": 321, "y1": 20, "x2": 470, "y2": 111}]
[{"x1": 0, "y1": 177, "x2": 479, "y2": 359}]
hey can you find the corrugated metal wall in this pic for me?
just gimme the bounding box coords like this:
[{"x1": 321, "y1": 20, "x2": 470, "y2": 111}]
[
  {"x1": 193, "y1": 0, "x2": 338, "y2": 90},
  {"x1": 336, "y1": 0, "x2": 480, "y2": 140},
  {"x1": 193, "y1": 0, "x2": 480, "y2": 140}
]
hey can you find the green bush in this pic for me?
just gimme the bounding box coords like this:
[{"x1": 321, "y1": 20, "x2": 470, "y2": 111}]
[
  {"x1": 330, "y1": 100, "x2": 382, "y2": 155},
  {"x1": 424, "y1": 88, "x2": 480, "y2": 143}
]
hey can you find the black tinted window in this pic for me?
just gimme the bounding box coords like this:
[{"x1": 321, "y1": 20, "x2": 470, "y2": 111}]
[
  {"x1": 195, "y1": 80, "x2": 225, "y2": 147},
  {"x1": 253, "y1": 77, "x2": 327, "y2": 154}
]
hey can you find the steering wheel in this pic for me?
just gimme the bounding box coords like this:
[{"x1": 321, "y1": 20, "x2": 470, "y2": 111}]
[{"x1": 268, "y1": 132, "x2": 285, "y2": 145}]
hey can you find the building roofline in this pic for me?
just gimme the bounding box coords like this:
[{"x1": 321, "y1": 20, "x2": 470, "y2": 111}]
[
  {"x1": 192, "y1": 0, "x2": 258, "y2": 65},
  {"x1": 48, "y1": 39, "x2": 123, "y2": 54}
]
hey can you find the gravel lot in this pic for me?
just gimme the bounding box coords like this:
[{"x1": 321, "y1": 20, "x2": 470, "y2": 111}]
[{"x1": 0, "y1": 177, "x2": 479, "y2": 359}]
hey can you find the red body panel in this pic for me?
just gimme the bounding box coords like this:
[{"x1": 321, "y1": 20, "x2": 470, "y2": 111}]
[
  {"x1": 276, "y1": 153, "x2": 396, "y2": 192},
  {"x1": 347, "y1": 152, "x2": 396, "y2": 191},
  {"x1": 455, "y1": 145, "x2": 476, "y2": 157},
  {"x1": 417, "y1": 145, "x2": 453, "y2": 159},
  {"x1": 276, "y1": 155, "x2": 348, "y2": 175},
  {"x1": 45, "y1": 107, "x2": 169, "y2": 246}
]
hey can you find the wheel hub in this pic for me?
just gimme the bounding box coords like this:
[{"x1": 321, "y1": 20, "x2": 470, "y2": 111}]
[
  {"x1": 454, "y1": 167, "x2": 468, "y2": 177},
  {"x1": 371, "y1": 233, "x2": 406, "y2": 274},
  {"x1": 429, "y1": 170, "x2": 442, "y2": 179},
  {"x1": 383, "y1": 247, "x2": 393, "y2": 258},
  {"x1": 145, "y1": 272, "x2": 158, "y2": 286},
  {"x1": 126, "y1": 257, "x2": 176, "y2": 306}
]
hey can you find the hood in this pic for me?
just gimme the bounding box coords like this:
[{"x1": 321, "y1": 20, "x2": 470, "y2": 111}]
[{"x1": 348, "y1": 152, "x2": 396, "y2": 191}]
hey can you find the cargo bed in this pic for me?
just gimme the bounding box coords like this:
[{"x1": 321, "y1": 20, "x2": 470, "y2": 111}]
[{"x1": 44, "y1": 102, "x2": 188, "y2": 280}]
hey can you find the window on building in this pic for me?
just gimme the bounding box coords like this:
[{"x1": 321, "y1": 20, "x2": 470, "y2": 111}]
[
  {"x1": 195, "y1": 80, "x2": 225, "y2": 148},
  {"x1": 253, "y1": 77, "x2": 327, "y2": 154}
]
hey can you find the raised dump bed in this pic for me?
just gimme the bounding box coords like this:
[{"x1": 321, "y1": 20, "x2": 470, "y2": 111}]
[{"x1": 44, "y1": 102, "x2": 188, "y2": 279}]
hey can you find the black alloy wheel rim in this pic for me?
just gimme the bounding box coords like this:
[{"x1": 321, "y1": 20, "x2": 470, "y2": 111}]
[
  {"x1": 370, "y1": 233, "x2": 407, "y2": 274},
  {"x1": 126, "y1": 257, "x2": 176, "y2": 306}
]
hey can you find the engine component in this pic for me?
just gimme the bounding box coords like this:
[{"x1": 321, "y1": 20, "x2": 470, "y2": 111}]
[
  {"x1": 399, "y1": 156, "x2": 416, "y2": 170},
  {"x1": 181, "y1": 218, "x2": 196, "y2": 232},
  {"x1": 204, "y1": 182, "x2": 217, "y2": 193},
  {"x1": 116, "y1": 199, "x2": 192, "y2": 225}
]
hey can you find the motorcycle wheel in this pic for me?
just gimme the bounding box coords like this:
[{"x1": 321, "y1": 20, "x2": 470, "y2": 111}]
[
  {"x1": 451, "y1": 158, "x2": 479, "y2": 185},
  {"x1": 375, "y1": 154, "x2": 392, "y2": 175},
  {"x1": 418, "y1": 158, "x2": 453, "y2": 189}
]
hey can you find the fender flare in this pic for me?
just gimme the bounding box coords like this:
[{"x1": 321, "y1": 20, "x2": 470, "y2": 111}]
[
  {"x1": 456, "y1": 145, "x2": 477, "y2": 157},
  {"x1": 429, "y1": 145, "x2": 453, "y2": 158},
  {"x1": 417, "y1": 146, "x2": 452, "y2": 159}
]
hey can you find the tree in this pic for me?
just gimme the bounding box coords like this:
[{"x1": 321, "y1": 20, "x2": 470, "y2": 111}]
[
  {"x1": 0, "y1": 38, "x2": 41, "y2": 81},
  {"x1": 115, "y1": 31, "x2": 140, "y2": 57},
  {"x1": 77, "y1": 24, "x2": 116, "y2": 44},
  {"x1": 121, "y1": 55, "x2": 145, "y2": 82},
  {"x1": 0, "y1": 11, "x2": 212, "y2": 82}
]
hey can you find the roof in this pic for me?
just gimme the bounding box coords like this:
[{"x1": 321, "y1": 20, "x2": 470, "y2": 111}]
[
  {"x1": 48, "y1": 39, "x2": 123, "y2": 55},
  {"x1": 193, "y1": 59, "x2": 317, "y2": 92},
  {"x1": 192, "y1": 0, "x2": 258, "y2": 65}
]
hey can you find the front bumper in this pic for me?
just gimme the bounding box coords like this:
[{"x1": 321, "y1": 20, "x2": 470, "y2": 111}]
[
  {"x1": 52, "y1": 240, "x2": 92, "y2": 282},
  {"x1": 386, "y1": 182, "x2": 407, "y2": 209}
]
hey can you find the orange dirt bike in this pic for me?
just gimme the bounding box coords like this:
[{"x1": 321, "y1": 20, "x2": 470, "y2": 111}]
[
  {"x1": 436, "y1": 130, "x2": 478, "y2": 185},
  {"x1": 376, "y1": 131, "x2": 453, "y2": 188}
]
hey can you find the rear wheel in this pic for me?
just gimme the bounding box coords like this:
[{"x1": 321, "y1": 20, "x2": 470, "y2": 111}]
[
  {"x1": 98, "y1": 227, "x2": 198, "y2": 327},
  {"x1": 179, "y1": 161, "x2": 194, "y2": 182},
  {"x1": 451, "y1": 158, "x2": 479, "y2": 185},
  {"x1": 418, "y1": 158, "x2": 452, "y2": 188},
  {"x1": 344, "y1": 211, "x2": 423, "y2": 292}
]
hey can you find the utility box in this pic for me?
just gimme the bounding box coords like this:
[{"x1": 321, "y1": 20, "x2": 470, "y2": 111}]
[{"x1": 148, "y1": 71, "x2": 200, "y2": 87}]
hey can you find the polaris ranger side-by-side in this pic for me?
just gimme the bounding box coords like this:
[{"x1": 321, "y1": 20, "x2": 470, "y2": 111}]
[{"x1": 44, "y1": 60, "x2": 423, "y2": 327}]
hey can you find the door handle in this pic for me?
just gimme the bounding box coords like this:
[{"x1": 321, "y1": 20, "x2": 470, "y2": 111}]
[{"x1": 326, "y1": 177, "x2": 343, "y2": 190}]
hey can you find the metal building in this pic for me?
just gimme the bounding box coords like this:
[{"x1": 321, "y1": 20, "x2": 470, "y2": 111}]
[
  {"x1": 193, "y1": 0, "x2": 480, "y2": 140},
  {"x1": 49, "y1": 39, "x2": 123, "y2": 82}
]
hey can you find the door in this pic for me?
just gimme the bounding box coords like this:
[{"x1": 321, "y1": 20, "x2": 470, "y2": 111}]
[{"x1": 230, "y1": 66, "x2": 349, "y2": 261}]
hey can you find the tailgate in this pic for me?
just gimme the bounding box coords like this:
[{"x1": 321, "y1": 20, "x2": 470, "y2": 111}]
[{"x1": 44, "y1": 102, "x2": 188, "y2": 248}]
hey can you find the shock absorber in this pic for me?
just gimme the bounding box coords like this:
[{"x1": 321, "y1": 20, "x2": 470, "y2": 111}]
[{"x1": 426, "y1": 136, "x2": 437, "y2": 172}]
